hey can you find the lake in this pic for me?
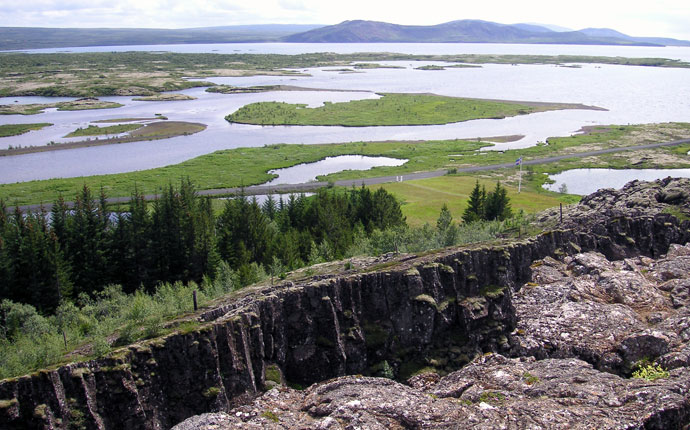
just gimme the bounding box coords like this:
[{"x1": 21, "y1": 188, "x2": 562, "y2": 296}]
[
  {"x1": 12, "y1": 42, "x2": 690, "y2": 62},
  {"x1": 0, "y1": 43, "x2": 689, "y2": 184},
  {"x1": 544, "y1": 168, "x2": 690, "y2": 195}
]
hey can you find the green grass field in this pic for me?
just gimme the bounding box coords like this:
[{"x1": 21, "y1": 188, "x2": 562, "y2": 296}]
[
  {"x1": 373, "y1": 176, "x2": 567, "y2": 227},
  {"x1": 0, "y1": 123, "x2": 52, "y2": 137},
  {"x1": 226, "y1": 93, "x2": 568, "y2": 126}
]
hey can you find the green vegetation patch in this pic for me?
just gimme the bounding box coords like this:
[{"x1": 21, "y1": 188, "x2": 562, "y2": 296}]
[
  {"x1": 632, "y1": 364, "x2": 669, "y2": 381},
  {"x1": 0, "y1": 398, "x2": 18, "y2": 409},
  {"x1": 207, "y1": 85, "x2": 279, "y2": 94},
  {"x1": 226, "y1": 93, "x2": 568, "y2": 127},
  {"x1": 0, "y1": 99, "x2": 122, "y2": 115},
  {"x1": 65, "y1": 124, "x2": 143, "y2": 137},
  {"x1": 374, "y1": 176, "x2": 565, "y2": 227},
  {"x1": 132, "y1": 93, "x2": 196, "y2": 101},
  {"x1": 0, "y1": 123, "x2": 52, "y2": 137},
  {"x1": 202, "y1": 386, "x2": 221, "y2": 398},
  {"x1": 261, "y1": 410, "x2": 280, "y2": 422},
  {"x1": 662, "y1": 205, "x2": 690, "y2": 222},
  {"x1": 0, "y1": 104, "x2": 51, "y2": 115},
  {"x1": 415, "y1": 65, "x2": 446, "y2": 70},
  {"x1": 56, "y1": 99, "x2": 123, "y2": 111},
  {"x1": 480, "y1": 284, "x2": 505, "y2": 298}
]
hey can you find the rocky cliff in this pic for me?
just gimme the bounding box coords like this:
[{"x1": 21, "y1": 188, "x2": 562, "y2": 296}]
[{"x1": 1, "y1": 178, "x2": 689, "y2": 429}]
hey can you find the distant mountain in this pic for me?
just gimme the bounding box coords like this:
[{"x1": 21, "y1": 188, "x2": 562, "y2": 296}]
[
  {"x1": 284, "y1": 20, "x2": 690, "y2": 46},
  {"x1": 2, "y1": 20, "x2": 688, "y2": 51},
  {"x1": 579, "y1": 27, "x2": 690, "y2": 47},
  {"x1": 0, "y1": 25, "x2": 324, "y2": 51},
  {"x1": 523, "y1": 23, "x2": 574, "y2": 33},
  {"x1": 511, "y1": 23, "x2": 556, "y2": 33}
]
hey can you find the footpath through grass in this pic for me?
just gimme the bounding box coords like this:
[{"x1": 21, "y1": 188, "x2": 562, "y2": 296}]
[{"x1": 225, "y1": 93, "x2": 573, "y2": 126}]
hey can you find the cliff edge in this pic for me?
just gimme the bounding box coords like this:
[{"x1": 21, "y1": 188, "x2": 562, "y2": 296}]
[{"x1": 1, "y1": 178, "x2": 689, "y2": 429}]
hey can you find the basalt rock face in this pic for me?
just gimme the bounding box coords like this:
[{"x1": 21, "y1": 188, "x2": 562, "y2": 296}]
[{"x1": 2, "y1": 179, "x2": 690, "y2": 430}]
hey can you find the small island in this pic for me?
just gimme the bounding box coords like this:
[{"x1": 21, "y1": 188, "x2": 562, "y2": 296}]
[
  {"x1": 0, "y1": 123, "x2": 52, "y2": 137},
  {"x1": 1, "y1": 121, "x2": 206, "y2": 156},
  {"x1": 225, "y1": 93, "x2": 602, "y2": 127}
]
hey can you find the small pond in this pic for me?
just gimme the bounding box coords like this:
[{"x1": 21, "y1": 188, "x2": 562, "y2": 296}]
[
  {"x1": 265, "y1": 155, "x2": 407, "y2": 185},
  {"x1": 544, "y1": 168, "x2": 690, "y2": 195}
]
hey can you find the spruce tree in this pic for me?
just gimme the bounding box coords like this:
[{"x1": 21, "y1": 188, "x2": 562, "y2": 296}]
[
  {"x1": 462, "y1": 180, "x2": 486, "y2": 223},
  {"x1": 436, "y1": 203, "x2": 458, "y2": 247},
  {"x1": 484, "y1": 182, "x2": 513, "y2": 221}
]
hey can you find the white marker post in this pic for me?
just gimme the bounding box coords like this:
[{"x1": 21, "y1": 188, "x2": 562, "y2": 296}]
[{"x1": 516, "y1": 156, "x2": 523, "y2": 193}]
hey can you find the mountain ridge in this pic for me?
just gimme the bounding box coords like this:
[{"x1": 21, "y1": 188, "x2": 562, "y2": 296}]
[
  {"x1": 284, "y1": 19, "x2": 690, "y2": 46},
  {"x1": 1, "y1": 20, "x2": 689, "y2": 51}
]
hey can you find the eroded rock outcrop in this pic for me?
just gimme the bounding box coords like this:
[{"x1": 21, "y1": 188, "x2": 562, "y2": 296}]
[
  {"x1": 175, "y1": 354, "x2": 690, "y2": 429},
  {"x1": 2, "y1": 178, "x2": 690, "y2": 429}
]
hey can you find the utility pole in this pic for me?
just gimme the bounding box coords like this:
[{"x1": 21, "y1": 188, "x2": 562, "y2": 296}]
[{"x1": 516, "y1": 157, "x2": 523, "y2": 193}]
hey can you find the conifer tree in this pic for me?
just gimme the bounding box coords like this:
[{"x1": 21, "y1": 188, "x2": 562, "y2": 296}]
[
  {"x1": 436, "y1": 203, "x2": 458, "y2": 247},
  {"x1": 462, "y1": 180, "x2": 486, "y2": 223},
  {"x1": 484, "y1": 182, "x2": 513, "y2": 221},
  {"x1": 66, "y1": 185, "x2": 111, "y2": 296}
]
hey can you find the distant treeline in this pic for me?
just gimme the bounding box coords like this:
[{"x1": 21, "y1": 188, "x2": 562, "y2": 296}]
[{"x1": 0, "y1": 180, "x2": 405, "y2": 314}]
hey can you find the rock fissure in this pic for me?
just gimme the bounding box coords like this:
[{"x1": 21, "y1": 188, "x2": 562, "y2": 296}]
[{"x1": 1, "y1": 178, "x2": 690, "y2": 429}]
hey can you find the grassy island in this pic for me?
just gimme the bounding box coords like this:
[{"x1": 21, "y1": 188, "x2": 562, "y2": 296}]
[
  {"x1": 65, "y1": 124, "x2": 143, "y2": 137},
  {"x1": 0, "y1": 123, "x2": 52, "y2": 137},
  {"x1": 226, "y1": 93, "x2": 590, "y2": 127},
  {"x1": 0, "y1": 98, "x2": 123, "y2": 115}
]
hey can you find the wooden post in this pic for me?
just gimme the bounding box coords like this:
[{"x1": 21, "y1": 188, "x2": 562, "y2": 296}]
[{"x1": 193, "y1": 290, "x2": 198, "y2": 311}]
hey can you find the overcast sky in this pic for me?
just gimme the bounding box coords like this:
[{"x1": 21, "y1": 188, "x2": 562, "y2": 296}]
[{"x1": 3, "y1": 0, "x2": 690, "y2": 40}]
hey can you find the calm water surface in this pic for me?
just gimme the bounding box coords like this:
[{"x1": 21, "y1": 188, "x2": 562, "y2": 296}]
[
  {"x1": 0, "y1": 43, "x2": 689, "y2": 183},
  {"x1": 11, "y1": 42, "x2": 690, "y2": 62},
  {"x1": 544, "y1": 168, "x2": 690, "y2": 195},
  {"x1": 265, "y1": 155, "x2": 407, "y2": 185}
]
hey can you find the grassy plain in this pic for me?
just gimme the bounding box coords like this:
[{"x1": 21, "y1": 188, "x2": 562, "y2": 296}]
[
  {"x1": 373, "y1": 176, "x2": 565, "y2": 226},
  {"x1": 226, "y1": 93, "x2": 588, "y2": 126},
  {"x1": 2, "y1": 122, "x2": 690, "y2": 207},
  {"x1": 0, "y1": 123, "x2": 52, "y2": 137},
  {"x1": 1, "y1": 51, "x2": 688, "y2": 98}
]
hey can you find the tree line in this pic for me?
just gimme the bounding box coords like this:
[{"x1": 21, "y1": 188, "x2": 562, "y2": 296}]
[{"x1": 0, "y1": 180, "x2": 405, "y2": 314}]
